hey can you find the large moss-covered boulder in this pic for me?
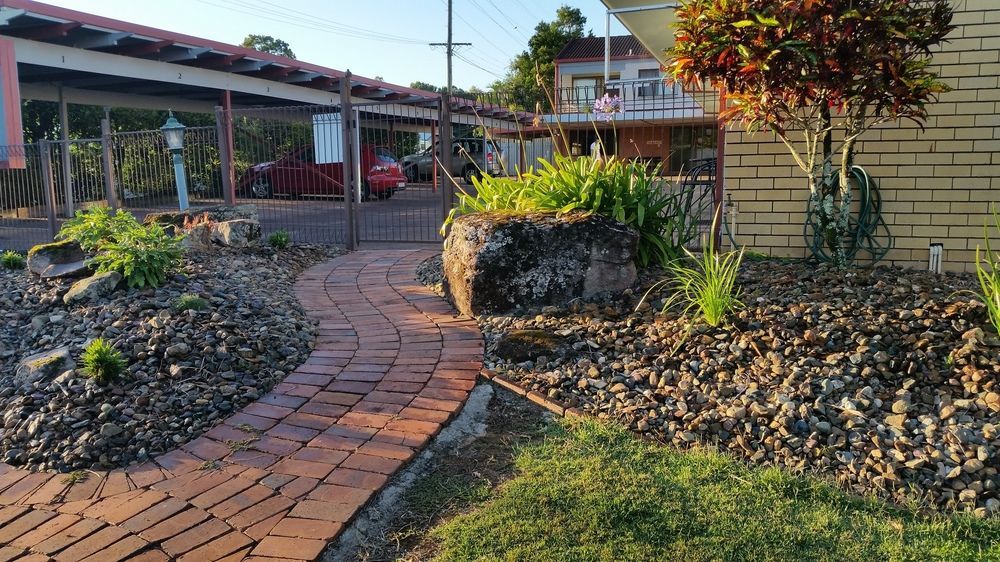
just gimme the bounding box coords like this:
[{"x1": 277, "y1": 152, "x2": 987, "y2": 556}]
[
  {"x1": 443, "y1": 212, "x2": 638, "y2": 317},
  {"x1": 26, "y1": 240, "x2": 88, "y2": 279},
  {"x1": 63, "y1": 271, "x2": 123, "y2": 305},
  {"x1": 14, "y1": 346, "x2": 75, "y2": 387}
]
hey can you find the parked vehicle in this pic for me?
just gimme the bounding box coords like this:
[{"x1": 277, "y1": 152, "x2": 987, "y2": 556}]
[
  {"x1": 237, "y1": 145, "x2": 406, "y2": 200},
  {"x1": 400, "y1": 137, "x2": 504, "y2": 185}
]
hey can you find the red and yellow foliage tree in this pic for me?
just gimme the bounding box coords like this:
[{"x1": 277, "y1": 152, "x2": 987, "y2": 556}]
[{"x1": 667, "y1": 0, "x2": 954, "y2": 265}]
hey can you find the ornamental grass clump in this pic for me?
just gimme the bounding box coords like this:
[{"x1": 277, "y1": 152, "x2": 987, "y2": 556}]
[
  {"x1": 444, "y1": 153, "x2": 697, "y2": 266},
  {"x1": 643, "y1": 218, "x2": 745, "y2": 328},
  {"x1": 1, "y1": 250, "x2": 25, "y2": 270},
  {"x1": 975, "y1": 207, "x2": 1000, "y2": 336},
  {"x1": 173, "y1": 293, "x2": 208, "y2": 312},
  {"x1": 81, "y1": 338, "x2": 126, "y2": 384}
]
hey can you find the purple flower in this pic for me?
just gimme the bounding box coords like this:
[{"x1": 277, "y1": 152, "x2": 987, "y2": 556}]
[{"x1": 592, "y1": 94, "x2": 624, "y2": 122}]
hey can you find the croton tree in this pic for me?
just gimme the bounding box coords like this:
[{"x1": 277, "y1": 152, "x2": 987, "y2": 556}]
[{"x1": 667, "y1": 0, "x2": 954, "y2": 265}]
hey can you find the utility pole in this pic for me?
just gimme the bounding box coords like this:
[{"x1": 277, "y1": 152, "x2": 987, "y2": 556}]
[{"x1": 429, "y1": 0, "x2": 471, "y2": 96}]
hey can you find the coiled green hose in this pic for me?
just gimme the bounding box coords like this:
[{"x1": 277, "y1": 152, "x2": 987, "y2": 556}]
[{"x1": 803, "y1": 166, "x2": 893, "y2": 265}]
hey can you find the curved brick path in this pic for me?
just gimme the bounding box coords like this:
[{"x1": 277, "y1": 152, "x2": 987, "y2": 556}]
[{"x1": 0, "y1": 249, "x2": 482, "y2": 561}]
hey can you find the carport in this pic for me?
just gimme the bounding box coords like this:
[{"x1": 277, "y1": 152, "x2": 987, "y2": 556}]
[{"x1": 0, "y1": 0, "x2": 531, "y2": 249}]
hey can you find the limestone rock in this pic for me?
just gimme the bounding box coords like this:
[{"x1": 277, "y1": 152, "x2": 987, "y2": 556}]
[
  {"x1": 27, "y1": 240, "x2": 88, "y2": 279},
  {"x1": 442, "y1": 212, "x2": 638, "y2": 316},
  {"x1": 14, "y1": 347, "x2": 75, "y2": 386},
  {"x1": 143, "y1": 204, "x2": 259, "y2": 227},
  {"x1": 63, "y1": 271, "x2": 123, "y2": 305},
  {"x1": 211, "y1": 219, "x2": 261, "y2": 248}
]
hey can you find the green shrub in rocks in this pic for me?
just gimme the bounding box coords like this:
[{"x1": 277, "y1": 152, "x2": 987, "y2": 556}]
[
  {"x1": 57, "y1": 206, "x2": 142, "y2": 251},
  {"x1": 1, "y1": 250, "x2": 26, "y2": 269},
  {"x1": 173, "y1": 293, "x2": 208, "y2": 312},
  {"x1": 268, "y1": 229, "x2": 291, "y2": 249},
  {"x1": 81, "y1": 338, "x2": 126, "y2": 384},
  {"x1": 89, "y1": 222, "x2": 183, "y2": 289}
]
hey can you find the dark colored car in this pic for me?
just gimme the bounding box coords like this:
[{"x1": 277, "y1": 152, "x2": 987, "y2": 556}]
[
  {"x1": 400, "y1": 137, "x2": 504, "y2": 185},
  {"x1": 238, "y1": 145, "x2": 406, "y2": 200}
]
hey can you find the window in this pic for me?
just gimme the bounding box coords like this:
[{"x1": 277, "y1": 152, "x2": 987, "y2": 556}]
[
  {"x1": 637, "y1": 68, "x2": 661, "y2": 98},
  {"x1": 375, "y1": 147, "x2": 397, "y2": 163},
  {"x1": 669, "y1": 126, "x2": 717, "y2": 173}
]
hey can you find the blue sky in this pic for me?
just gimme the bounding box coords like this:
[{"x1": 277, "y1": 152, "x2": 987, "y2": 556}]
[{"x1": 45, "y1": 0, "x2": 628, "y2": 90}]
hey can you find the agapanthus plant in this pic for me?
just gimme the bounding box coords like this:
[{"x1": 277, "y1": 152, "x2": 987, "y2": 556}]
[{"x1": 592, "y1": 93, "x2": 624, "y2": 122}]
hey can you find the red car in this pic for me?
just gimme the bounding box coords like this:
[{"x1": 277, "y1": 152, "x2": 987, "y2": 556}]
[{"x1": 238, "y1": 144, "x2": 406, "y2": 200}]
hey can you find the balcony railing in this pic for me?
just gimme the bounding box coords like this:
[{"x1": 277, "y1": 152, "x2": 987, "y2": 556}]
[{"x1": 555, "y1": 78, "x2": 688, "y2": 115}]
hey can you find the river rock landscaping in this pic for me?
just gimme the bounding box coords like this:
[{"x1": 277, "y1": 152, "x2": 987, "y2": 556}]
[
  {"x1": 0, "y1": 244, "x2": 339, "y2": 472},
  {"x1": 420, "y1": 256, "x2": 1000, "y2": 516}
]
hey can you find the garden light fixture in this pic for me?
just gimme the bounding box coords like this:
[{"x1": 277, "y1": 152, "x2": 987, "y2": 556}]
[{"x1": 161, "y1": 111, "x2": 189, "y2": 210}]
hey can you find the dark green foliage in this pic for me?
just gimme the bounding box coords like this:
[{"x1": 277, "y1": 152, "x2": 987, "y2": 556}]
[
  {"x1": 81, "y1": 338, "x2": 126, "y2": 384},
  {"x1": 445, "y1": 154, "x2": 698, "y2": 266},
  {"x1": 268, "y1": 229, "x2": 291, "y2": 249},
  {"x1": 173, "y1": 293, "x2": 208, "y2": 312},
  {"x1": 1, "y1": 250, "x2": 25, "y2": 270},
  {"x1": 57, "y1": 207, "x2": 141, "y2": 251},
  {"x1": 89, "y1": 223, "x2": 183, "y2": 289}
]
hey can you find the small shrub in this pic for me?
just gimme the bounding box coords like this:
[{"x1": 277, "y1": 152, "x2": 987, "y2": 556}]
[
  {"x1": 81, "y1": 338, "x2": 126, "y2": 384},
  {"x1": 1, "y1": 250, "x2": 25, "y2": 270},
  {"x1": 174, "y1": 293, "x2": 208, "y2": 312},
  {"x1": 975, "y1": 207, "x2": 1000, "y2": 335},
  {"x1": 643, "y1": 225, "x2": 745, "y2": 327},
  {"x1": 268, "y1": 229, "x2": 290, "y2": 249},
  {"x1": 444, "y1": 154, "x2": 698, "y2": 266},
  {"x1": 57, "y1": 207, "x2": 141, "y2": 251},
  {"x1": 89, "y1": 223, "x2": 184, "y2": 288}
]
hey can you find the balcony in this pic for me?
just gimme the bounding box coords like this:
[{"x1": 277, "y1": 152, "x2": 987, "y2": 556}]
[{"x1": 551, "y1": 78, "x2": 710, "y2": 122}]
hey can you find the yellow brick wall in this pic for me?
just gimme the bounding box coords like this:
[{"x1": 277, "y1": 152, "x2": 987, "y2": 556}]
[{"x1": 724, "y1": 1, "x2": 1000, "y2": 272}]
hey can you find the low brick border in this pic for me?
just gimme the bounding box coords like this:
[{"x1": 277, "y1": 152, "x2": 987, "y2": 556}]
[
  {"x1": 0, "y1": 249, "x2": 483, "y2": 562},
  {"x1": 479, "y1": 370, "x2": 586, "y2": 419}
]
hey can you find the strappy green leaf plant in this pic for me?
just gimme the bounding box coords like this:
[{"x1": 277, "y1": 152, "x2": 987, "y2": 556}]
[{"x1": 974, "y1": 206, "x2": 1000, "y2": 335}]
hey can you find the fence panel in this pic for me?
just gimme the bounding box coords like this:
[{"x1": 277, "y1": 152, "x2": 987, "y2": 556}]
[
  {"x1": 111, "y1": 126, "x2": 221, "y2": 218},
  {"x1": 229, "y1": 105, "x2": 348, "y2": 245},
  {"x1": 0, "y1": 144, "x2": 56, "y2": 252},
  {"x1": 353, "y1": 101, "x2": 443, "y2": 243}
]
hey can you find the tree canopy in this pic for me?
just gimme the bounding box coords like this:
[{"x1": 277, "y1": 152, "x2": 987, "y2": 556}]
[
  {"x1": 490, "y1": 6, "x2": 589, "y2": 110},
  {"x1": 241, "y1": 34, "x2": 296, "y2": 59},
  {"x1": 667, "y1": 0, "x2": 954, "y2": 265}
]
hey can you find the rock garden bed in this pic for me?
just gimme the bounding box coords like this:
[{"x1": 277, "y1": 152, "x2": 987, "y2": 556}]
[
  {"x1": 0, "y1": 244, "x2": 339, "y2": 471},
  {"x1": 420, "y1": 256, "x2": 1000, "y2": 516}
]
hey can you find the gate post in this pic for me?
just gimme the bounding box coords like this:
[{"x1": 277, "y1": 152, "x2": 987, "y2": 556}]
[
  {"x1": 39, "y1": 141, "x2": 59, "y2": 239},
  {"x1": 340, "y1": 73, "x2": 357, "y2": 251},
  {"x1": 215, "y1": 104, "x2": 236, "y2": 205},
  {"x1": 100, "y1": 118, "x2": 119, "y2": 210},
  {"x1": 439, "y1": 97, "x2": 453, "y2": 228}
]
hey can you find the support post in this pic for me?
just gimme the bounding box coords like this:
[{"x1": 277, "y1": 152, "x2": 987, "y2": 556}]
[
  {"x1": 39, "y1": 141, "x2": 58, "y2": 239},
  {"x1": 713, "y1": 88, "x2": 727, "y2": 250},
  {"x1": 100, "y1": 118, "x2": 119, "y2": 209},
  {"x1": 171, "y1": 150, "x2": 189, "y2": 211},
  {"x1": 218, "y1": 90, "x2": 236, "y2": 204},
  {"x1": 340, "y1": 73, "x2": 356, "y2": 251},
  {"x1": 430, "y1": 116, "x2": 437, "y2": 192},
  {"x1": 439, "y1": 98, "x2": 453, "y2": 229},
  {"x1": 604, "y1": 11, "x2": 611, "y2": 84},
  {"x1": 58, "y1": 86, "x2": 73, "y2": 218}
]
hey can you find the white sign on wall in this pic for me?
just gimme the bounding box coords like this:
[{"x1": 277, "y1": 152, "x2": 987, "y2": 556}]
[{"x1": 311, "y1": 113, "x2": 343, "y2": 165}]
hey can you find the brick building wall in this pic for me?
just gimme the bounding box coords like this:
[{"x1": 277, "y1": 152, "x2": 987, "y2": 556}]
[{"x1": 725, "y1": 0, "x2": 999, "y2": 272}]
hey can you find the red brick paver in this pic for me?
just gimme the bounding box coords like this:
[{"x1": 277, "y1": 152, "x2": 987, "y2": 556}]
[{"x1": 0, "y1": 250, "x2": 481, "y2": 561}]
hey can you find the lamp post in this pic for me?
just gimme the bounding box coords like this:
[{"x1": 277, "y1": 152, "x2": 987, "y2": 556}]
[{"x1": 160, "y1": 111, "x2": 189, "y2": 211}]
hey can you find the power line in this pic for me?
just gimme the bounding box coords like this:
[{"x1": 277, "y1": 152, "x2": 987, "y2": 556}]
[
  {"x1": 455, "y1": 52, "x2": 504, "y2": 79},
  {"x1": 468, "y1": 0, "x2": 528, "y2": 44},
  {"x1": 234, "y1": 0, "x2": 433, "y2": 44},
  {"x1": 201, "y1": 0, "x2": 433, "y2": 45},
  {"x1": 439, "y1": 0, "x2": 509, "y2": 64}
]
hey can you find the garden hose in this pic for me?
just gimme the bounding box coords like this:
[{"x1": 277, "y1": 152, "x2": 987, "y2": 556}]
[{"x1": 803, "y1": 166, "x2": 893, "y2": 265}]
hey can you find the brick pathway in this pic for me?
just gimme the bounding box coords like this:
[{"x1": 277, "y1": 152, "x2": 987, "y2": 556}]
[{"x1": 0, "y1": 249, "x2": 482, "y2": 561}]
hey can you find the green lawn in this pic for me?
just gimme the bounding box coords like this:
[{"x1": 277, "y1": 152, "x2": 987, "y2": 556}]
[{"x1": 430, "y1": 420, "x2": 1000, "y2": 562}]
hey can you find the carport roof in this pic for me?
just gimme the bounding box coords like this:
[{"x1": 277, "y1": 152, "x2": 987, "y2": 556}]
[{"x1": 0, "y1": 0, "x2": 476, "y2": 111}]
